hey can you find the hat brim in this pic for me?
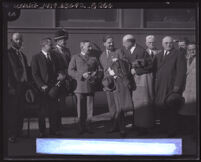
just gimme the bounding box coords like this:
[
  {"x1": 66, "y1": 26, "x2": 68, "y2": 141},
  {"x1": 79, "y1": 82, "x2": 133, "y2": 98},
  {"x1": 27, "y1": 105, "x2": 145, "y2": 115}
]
[{"x1": 54, "y1": 36, "x2": 68, "y2": 40}]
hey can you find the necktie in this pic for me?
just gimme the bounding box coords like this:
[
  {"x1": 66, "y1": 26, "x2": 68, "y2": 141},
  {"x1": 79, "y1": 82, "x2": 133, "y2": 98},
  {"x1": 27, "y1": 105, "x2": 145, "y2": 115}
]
[
  {"x1": 163, "y1": 50, "x2": 168, "y2": 61},
  {"x1": 189, "y1": 56, "x2": 194, "y2": 65},
  {"x1": 17, "y1": 50, "x2": 23, "y2": 62},
  {"x1": 17, "y1": 50, "x2": 27, "y2": 82},
  {"x1": 47, "y1": 53, "x2": 51, "y2": 62},
  {"x1": 150, "y1": 50, "x2": 154, "y2": 58}
]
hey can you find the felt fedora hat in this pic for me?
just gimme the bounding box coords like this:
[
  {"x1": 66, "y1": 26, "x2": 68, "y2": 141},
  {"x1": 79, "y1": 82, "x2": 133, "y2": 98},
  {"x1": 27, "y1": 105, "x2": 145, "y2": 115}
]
[
  {"x1": 102, "y1": 76, "x2": 115, "y2": 91},
  {"x1": 54, "y1": 29, "x2": 68, "y2": 41},
  {"x1": 164, "y1": 91, "x2": 185, "y2": 108}
]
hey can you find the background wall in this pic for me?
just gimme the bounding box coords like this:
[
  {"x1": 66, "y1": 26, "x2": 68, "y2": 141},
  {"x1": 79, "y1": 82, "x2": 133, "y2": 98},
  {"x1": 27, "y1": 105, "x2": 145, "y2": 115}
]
[
  {"x1": 7, "y1": 8, "x2": 196, "y2": 116},
  {"x1": 7, "y1": 28, "x2": 195, "y2": 65}
]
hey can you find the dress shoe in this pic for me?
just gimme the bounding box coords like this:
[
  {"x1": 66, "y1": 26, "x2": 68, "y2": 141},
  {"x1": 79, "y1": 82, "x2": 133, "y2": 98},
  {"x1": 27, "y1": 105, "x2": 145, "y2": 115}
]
[
  {"x1": 120, "y1": 131, "x2": 127, "y2": 138},
  {"x1": 8, "y1": 136, "x2": 16, "y2": 143}
]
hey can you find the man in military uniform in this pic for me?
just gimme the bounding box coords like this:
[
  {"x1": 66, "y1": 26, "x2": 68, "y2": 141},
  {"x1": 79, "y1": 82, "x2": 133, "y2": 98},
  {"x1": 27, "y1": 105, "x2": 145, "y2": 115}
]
[{"x1": 68, "y1": 40, "x2": 102, "y2": 135}]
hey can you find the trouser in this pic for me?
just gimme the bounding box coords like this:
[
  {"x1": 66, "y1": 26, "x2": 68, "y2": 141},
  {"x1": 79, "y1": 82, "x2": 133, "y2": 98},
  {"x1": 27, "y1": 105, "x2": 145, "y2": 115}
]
[
  {"x1": 75, "y1": 93, "x2": 94, "y2": 131},
  {"x1": 110, "y1": 91, "x2": 126, "y2": 132},
  {"x1": 8, "y1": 82, "x2": 27, "y2": 137},
  {"x1": 38, "y1": 94, "x2": 58, "y2": 134},
  {"x1": 106, "y1": 91, "x2": 116, "y2": 120},
  {"x1": 56, "y1": 96, "x2": 66, "y2": 130}
]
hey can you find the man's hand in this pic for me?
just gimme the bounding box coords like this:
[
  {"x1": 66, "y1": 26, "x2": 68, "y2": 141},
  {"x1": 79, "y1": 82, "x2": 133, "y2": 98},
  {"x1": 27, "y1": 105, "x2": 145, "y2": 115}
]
[
  {"x1": 131, "y1": 68, "x2": 136, "y2": 75},
  {"x1": 83, "y1": 72, "x2": 91, "y2": 79},
  {"x1": 57, "y1": 73, "x2": 66, "y2": 81},
  {"x1": 108, "y1": 67, "x2": 115, "y2": 76},
  {"x1": 41, "y1": 85, "x2": 48, "y2": 92},
  {"x1": 112, "y1": 58, "x2": 118, "y2": 62}
]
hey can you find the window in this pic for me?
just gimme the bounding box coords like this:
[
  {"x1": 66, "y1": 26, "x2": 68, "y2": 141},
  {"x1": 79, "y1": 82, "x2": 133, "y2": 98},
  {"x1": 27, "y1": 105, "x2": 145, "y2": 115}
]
[
  {"x1": 144, "y1": 9, "x2": 195, "y2": 28},
  {"x1": 56, "y1": 9, "x2": 120, "y2": 28}
]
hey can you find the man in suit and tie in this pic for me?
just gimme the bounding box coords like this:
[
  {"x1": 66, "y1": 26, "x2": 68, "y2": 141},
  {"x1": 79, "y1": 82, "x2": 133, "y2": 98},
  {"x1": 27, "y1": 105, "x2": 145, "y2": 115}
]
[
  {"x1": 68, "y1": 40, "x2": 102, "y2": 135},
  {"x1": 153, "y1": 36, "x2": 187, "y2": 137},
  {"x1": 145, "y1": 35, "x2": 162, "y2": 127},
  {"x1": 99, "y1": 36, "x2": 124, "y2": 121},
  {"x1": 100, "y1": 35, "x2": 132, "y2": 137},
  {"x1": 8, "y1": 33, "x2": 30, "y2": 143},
  {"x1": 52, "y1": 29, "x2": 71, "y2": 131},
  {"x1": 31, "y1": 38, "x2": 61, "y2": 137},
  {"x1": 145, "y1": 35, "x2": 161, "y2": 59},
  {"x1": 122, "y1": 34, "x2": 154, "y2": 136}
]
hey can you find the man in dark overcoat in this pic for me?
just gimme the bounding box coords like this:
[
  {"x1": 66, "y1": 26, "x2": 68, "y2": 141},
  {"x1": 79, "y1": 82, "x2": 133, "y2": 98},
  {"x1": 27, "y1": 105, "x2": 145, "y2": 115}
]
[
  {"x1": 153, "y1": 36, "x2": 187, "y2": 137},
  {"x1": 121, "y1": 34, "x2": 153, "y2": 136},
  {"x1": 8, "y1": 33, "x2": 30, "y2": 143},
  {"x1": 31, "y1": 38, "x2": 61, "y2": 137},
  {"x1": 52, "y1": 29, "x2": 71, "y2": 131}
]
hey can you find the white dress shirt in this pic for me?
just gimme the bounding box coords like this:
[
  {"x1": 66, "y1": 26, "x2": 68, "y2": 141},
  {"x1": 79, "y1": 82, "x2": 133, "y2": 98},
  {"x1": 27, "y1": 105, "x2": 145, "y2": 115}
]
[{"x1": 130, "y1": 44, "x2": 136, "y2": 54}]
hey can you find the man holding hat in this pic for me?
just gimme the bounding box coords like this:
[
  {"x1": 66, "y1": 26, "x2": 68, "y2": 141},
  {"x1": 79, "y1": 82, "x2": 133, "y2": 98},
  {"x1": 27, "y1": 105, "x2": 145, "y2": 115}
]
[
  {"x1": 68, "y1": 40, "x2": 102, "y2": 135},
  {"x1": 122, "y1": 34, "x2": 154, "y2": 136},
  {"x1": 31, "y1": 37, "x2": 61, "y2": 137},
  {"x1": 153, "y1": 36, "x2": 187, "y2": 137},
  {"x1": 8, "y1": 33, "x2": 30, "y2": 143},
  {"x1": 100, "y1": 35, "x2": 134, "y2": 137},
  {"x1": 52, "y1": 29, "x2": 72, "y2": 131}
]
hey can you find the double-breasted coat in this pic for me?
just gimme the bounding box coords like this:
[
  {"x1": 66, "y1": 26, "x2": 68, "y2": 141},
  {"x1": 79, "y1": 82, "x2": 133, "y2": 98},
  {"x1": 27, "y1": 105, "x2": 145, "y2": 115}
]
[
  {"x1": 68, "y1": 53, "x2": 102, "y2": 94},
  {"x1": 153, "y1": 48, "x2": 187, "y2": 107}
]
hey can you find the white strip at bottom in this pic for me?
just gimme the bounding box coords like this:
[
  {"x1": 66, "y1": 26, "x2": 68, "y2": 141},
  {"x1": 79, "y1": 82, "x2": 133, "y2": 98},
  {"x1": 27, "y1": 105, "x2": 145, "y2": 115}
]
[{"x1": 36, "y1": 138, "x2": 182, "y2": 156}]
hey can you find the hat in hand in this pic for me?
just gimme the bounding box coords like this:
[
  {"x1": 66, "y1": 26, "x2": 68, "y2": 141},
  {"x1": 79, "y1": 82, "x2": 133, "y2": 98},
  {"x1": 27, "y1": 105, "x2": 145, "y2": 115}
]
[
  {"x1": 54, "y1": 29, "x2": 68, "y2": 41},
  {"x1": 102, "y1": 76, "x2": 115, "y2": 91},
  {"x1": 164, "y1": 91, "x2": 185, "y2": 109},
  {"x1": 25, "y1": 89, "x2": 35, "y2": 104}
]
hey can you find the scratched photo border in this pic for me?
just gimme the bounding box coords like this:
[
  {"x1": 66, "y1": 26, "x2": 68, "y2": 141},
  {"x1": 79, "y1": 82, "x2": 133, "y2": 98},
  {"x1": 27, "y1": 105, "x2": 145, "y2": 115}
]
[{"x1": 1, "y1": 0, "x2": 200, "y2": 160}]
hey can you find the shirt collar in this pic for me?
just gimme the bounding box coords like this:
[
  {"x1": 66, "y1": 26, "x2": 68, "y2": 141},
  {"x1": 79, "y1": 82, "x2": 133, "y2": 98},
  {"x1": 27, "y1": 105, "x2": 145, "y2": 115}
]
[
  {"x1": 130, "y1": 44, "x2": 136, "y2": 54},
  {"x1": 164, "y1": 50, "x2": 170, "y2": 55},
  {"x1": 12, "y1": 46, "x2": 21, "y2": 53},
  {"x1": 42, "y1": 50, "x2": 48, "y2": 57},
  {"x1": 81, "y1": 51, "x2": 86, "y2": 56}
]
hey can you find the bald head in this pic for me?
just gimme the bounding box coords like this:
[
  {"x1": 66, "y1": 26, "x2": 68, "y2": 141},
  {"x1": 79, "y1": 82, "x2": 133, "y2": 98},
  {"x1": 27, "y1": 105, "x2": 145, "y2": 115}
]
[
  {"x1": 162, "y1": 36, "x2": 174, "y2": 51},
  {"x1": 146, "y1": 35, "x2": 156, "y2": 50},
  {"x1": 11, "y1": 32, "x2": 23, "y2": 49},
  {"x1": 122, "y1": 34, "x2": 136, "y2": 50}
]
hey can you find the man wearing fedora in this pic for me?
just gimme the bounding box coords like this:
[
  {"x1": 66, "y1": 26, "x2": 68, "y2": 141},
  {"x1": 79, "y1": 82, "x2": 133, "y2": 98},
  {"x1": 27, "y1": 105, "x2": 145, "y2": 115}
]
[
  {"x1": 153, "y1": 36, "x2": 187, "y2": 137},
  {"x1": 31, "y1": 37, "x2": 61, "y2": 137},
  {"x1": 68, "y1": 40, "x2": 102, "y2": 135},
  {"x1": 8, "y1": 33, "x2": 30, "y2": 143},
  {"x1": 52, "y1": 29, "x2": 71, "y2": 131}
]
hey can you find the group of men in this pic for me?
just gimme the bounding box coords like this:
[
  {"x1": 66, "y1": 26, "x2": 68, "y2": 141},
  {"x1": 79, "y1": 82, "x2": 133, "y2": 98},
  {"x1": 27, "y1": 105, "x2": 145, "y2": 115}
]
[{"x1": 7, "y1": 30, "x2": 196, "y2": 143}]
